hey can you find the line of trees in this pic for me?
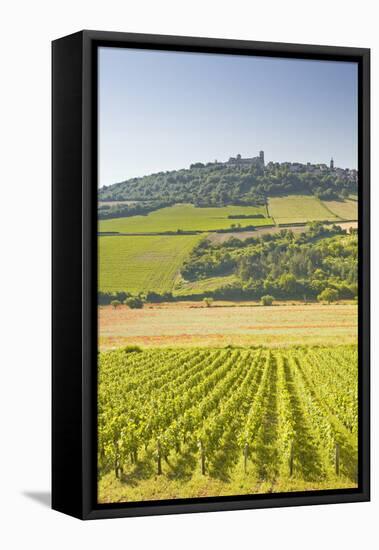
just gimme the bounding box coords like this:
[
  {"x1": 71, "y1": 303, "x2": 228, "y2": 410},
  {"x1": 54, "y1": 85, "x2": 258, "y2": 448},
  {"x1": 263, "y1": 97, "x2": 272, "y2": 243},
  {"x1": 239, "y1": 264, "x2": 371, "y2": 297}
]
[
  {"x1": 99, "y1": 290, "x2": 175, "y2": 306},
  {"x1": 98, "y1": 199, "x2": 172, "y2": 220}
]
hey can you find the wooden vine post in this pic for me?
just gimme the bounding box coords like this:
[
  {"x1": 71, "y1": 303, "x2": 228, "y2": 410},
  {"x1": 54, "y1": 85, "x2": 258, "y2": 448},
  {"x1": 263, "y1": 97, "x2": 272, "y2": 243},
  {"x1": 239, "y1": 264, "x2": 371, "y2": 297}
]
[
  {"x1": 335, "y1": 443, "x2": 340, "y2": 476},
  {"x1": 157, "y1": 438, "x2": 162, "y2": 475},
  {"x1": 243, "y1": 443, "x2": 249, "y2": 473},
  {"x1": 115, "y1": 457, "x2": 123, "y2": 480},
  {"x1": 198, "y1": 440, "x2": 206, "y2": 475},
  {"x1": 289, "y1": 441, "x2": 294, "y2": 477},
  {"x1": 114, "y1": 439, "x2": 121, "y2": 479}
]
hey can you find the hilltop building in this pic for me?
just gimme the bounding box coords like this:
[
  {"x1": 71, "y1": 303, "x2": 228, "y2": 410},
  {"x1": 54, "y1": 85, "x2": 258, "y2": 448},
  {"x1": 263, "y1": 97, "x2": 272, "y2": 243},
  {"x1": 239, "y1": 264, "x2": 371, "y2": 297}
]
[
  {"x1": 208, "y1": 152, "x2": 357, "y2": 183},
  {"x1": 216, "y1": 150, "x2": 265, "y2": 168}
]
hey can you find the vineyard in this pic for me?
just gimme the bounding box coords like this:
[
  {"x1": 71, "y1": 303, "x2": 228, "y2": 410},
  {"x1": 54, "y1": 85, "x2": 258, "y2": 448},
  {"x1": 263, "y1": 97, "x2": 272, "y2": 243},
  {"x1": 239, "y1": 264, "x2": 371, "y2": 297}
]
[{"x1": 98, "y1": 345, "x2": 358, "y2": 503}]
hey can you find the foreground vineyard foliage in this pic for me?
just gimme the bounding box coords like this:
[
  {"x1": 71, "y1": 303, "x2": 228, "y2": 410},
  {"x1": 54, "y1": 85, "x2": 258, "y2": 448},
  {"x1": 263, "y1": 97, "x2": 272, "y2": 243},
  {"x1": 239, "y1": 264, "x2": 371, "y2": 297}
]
[{"x1": 98, "y1": 345, "x2": 358, "y2": 503}]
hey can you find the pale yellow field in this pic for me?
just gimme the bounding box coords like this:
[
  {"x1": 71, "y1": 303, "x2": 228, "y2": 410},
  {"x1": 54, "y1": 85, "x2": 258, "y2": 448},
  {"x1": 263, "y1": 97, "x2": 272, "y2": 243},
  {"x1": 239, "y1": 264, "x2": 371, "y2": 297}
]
[
  {"x1": 99, "y1": 302, "x2": 357, "y2": 349},
  {"x1": 322, "y1": 199, "x2": 358, "y2": 220},
  {"x1": 268, "y1": 195, "x2": 339, "y2": 225},
  {"x1": 207, "y1": 224, "x2": 309, "y2": 244}
]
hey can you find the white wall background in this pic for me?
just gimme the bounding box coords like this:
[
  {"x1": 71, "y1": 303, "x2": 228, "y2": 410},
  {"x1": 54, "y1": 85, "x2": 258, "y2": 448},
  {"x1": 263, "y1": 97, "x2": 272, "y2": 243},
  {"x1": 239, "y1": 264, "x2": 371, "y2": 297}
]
[{"x1": 0, "y1": 0, "x2": 376, "y2": 547}]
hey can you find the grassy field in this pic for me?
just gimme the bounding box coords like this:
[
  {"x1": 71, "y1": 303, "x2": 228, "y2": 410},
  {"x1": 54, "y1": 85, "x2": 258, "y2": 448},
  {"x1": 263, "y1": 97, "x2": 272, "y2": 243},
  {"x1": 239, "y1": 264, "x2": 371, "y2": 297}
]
[
  {"x1": 174, "y1": 274, "x2": 238, "y2": 296},
  {"x1": 268, "y1": 195, "x2": 339, "y2": 225},
  {"x1": 322, "y1": 199, "x2": 358, "y2": 220},
  {"x1": 99, "y1": 234, "x2": 203, "y2": 293},
  {"x1": 98, "y1": 345, "x2": 357, "y2": 503},
  {"x1": 98, "y1": 302, "x2": 358, "y2": 349},
  {"x1": 99, "y1": 203, "x2": 273, "y2": 233}
]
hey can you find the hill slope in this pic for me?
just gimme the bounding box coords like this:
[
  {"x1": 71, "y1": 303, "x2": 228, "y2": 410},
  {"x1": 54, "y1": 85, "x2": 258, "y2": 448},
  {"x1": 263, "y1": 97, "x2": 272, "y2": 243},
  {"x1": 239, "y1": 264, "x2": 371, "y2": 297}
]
[{"x1": 99, "y1": 160, "x2": 357, "y2": 212}]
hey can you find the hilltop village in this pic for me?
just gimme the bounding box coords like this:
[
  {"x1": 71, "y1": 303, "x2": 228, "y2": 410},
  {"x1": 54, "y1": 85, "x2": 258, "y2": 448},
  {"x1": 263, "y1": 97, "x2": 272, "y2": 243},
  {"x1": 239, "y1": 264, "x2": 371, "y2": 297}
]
[
  {"x1": 193, "y1": 150, "x2": 357, "y2": 183},
  {"x1": 99, "y1": 150, "x2": 358, "y2": 213}
]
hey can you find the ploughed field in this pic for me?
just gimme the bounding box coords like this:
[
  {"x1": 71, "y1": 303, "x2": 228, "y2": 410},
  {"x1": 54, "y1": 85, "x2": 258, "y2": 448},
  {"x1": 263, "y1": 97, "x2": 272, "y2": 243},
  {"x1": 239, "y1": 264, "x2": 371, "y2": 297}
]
[{"x1": 98, "y1": 345, "x2": 358, "y2": 503}]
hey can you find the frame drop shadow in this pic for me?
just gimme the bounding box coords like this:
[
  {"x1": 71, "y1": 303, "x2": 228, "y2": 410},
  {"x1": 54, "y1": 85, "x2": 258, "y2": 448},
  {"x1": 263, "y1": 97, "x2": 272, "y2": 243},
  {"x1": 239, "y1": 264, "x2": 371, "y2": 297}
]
[{"x1": 22, "y1": 491, "x2": 51, "y2": 507}]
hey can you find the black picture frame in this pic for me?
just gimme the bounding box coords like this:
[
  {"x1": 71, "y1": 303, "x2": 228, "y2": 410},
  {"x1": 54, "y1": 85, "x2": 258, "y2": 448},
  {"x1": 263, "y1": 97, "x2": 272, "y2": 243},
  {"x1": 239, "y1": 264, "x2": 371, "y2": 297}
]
[{"x1": 52, "y1": 30, "x2": 370, "y2": 520}]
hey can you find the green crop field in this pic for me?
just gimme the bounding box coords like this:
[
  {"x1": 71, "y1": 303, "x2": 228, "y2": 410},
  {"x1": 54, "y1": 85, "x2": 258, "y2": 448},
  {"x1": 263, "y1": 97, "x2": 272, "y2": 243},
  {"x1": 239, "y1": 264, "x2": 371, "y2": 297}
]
[
  {"x1": 174, "y1": 274, "x2": 239, "y2": 296},
  {"x1": 99, "y1": 234, "x2": 203, "y2": 293},
  {"x1": 321, "y1": 199, "x2": 358, "y2": 220},
  {"x1": 98, "y1": 344, "x2": 358, "y2": 503},
  {"x1": 99, "y1": 203, "x2": 273, "y2": 234},
  {"x1": 268, "y1": 195, "x2": 339, "y2": 225}
]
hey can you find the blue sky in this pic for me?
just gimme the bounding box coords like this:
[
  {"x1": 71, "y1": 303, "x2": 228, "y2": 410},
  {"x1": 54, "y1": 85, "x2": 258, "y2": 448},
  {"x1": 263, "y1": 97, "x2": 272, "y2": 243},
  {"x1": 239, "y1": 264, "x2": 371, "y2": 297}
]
[{"x1": 98, "y1": 47, "x2": 358, "y2": 187}]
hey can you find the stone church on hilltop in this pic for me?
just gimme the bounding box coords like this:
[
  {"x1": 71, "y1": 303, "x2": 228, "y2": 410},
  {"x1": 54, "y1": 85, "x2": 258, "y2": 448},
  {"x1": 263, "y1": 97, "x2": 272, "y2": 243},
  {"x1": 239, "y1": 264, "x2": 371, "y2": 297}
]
[{"x1": 218, "y1": 150, "x2": 265, "y2": 168}]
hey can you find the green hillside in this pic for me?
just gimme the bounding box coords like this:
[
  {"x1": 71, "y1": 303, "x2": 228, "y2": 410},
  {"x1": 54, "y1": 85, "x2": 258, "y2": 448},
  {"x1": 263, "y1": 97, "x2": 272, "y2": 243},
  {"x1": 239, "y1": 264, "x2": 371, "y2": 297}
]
[
  {"x1": 99, "y1": 159, "x2": 357, "y2": 210},
  {"x1": 178, "y1": 223, "x2": 358, "y2": 301},
  {"x1": 98, "y1": 223, "x2": 357, "y2": 302}
]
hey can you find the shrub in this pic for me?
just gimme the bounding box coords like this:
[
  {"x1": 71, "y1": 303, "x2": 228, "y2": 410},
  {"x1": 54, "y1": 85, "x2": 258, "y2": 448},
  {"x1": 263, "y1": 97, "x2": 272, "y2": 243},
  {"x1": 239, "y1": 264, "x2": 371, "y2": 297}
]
[
  {"x1": 121, "y1": 345, "x2": 142, "y2": 353},
  {"x1": 99, "y1": 291, "x2": 130, "y2": 305},
  {"x1": 145, "y1": 291, "x2": 174, "y2": 303},
  {"x1": 110, "y1": 300, "x2": 121, "y2": 309},
  {"x1": 125, "y1": 296, "x2": 144, "y2": 309},
  {"x1": 317, "y1": 288, "x2": 339, "y2": 304},
  {"x1": 260, "y1": 295, "x2": 274, "y2": 306},
  {"x1": 203, "y1": 297, "x2": 214, "y2": 308}
]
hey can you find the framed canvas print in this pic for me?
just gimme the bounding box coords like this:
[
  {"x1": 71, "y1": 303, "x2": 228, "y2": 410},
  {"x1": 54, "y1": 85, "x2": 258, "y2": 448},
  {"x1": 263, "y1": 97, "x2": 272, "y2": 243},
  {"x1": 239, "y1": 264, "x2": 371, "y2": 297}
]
[{"x1": 52, "y1": 30, "x2": 370, "y2": 519}]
